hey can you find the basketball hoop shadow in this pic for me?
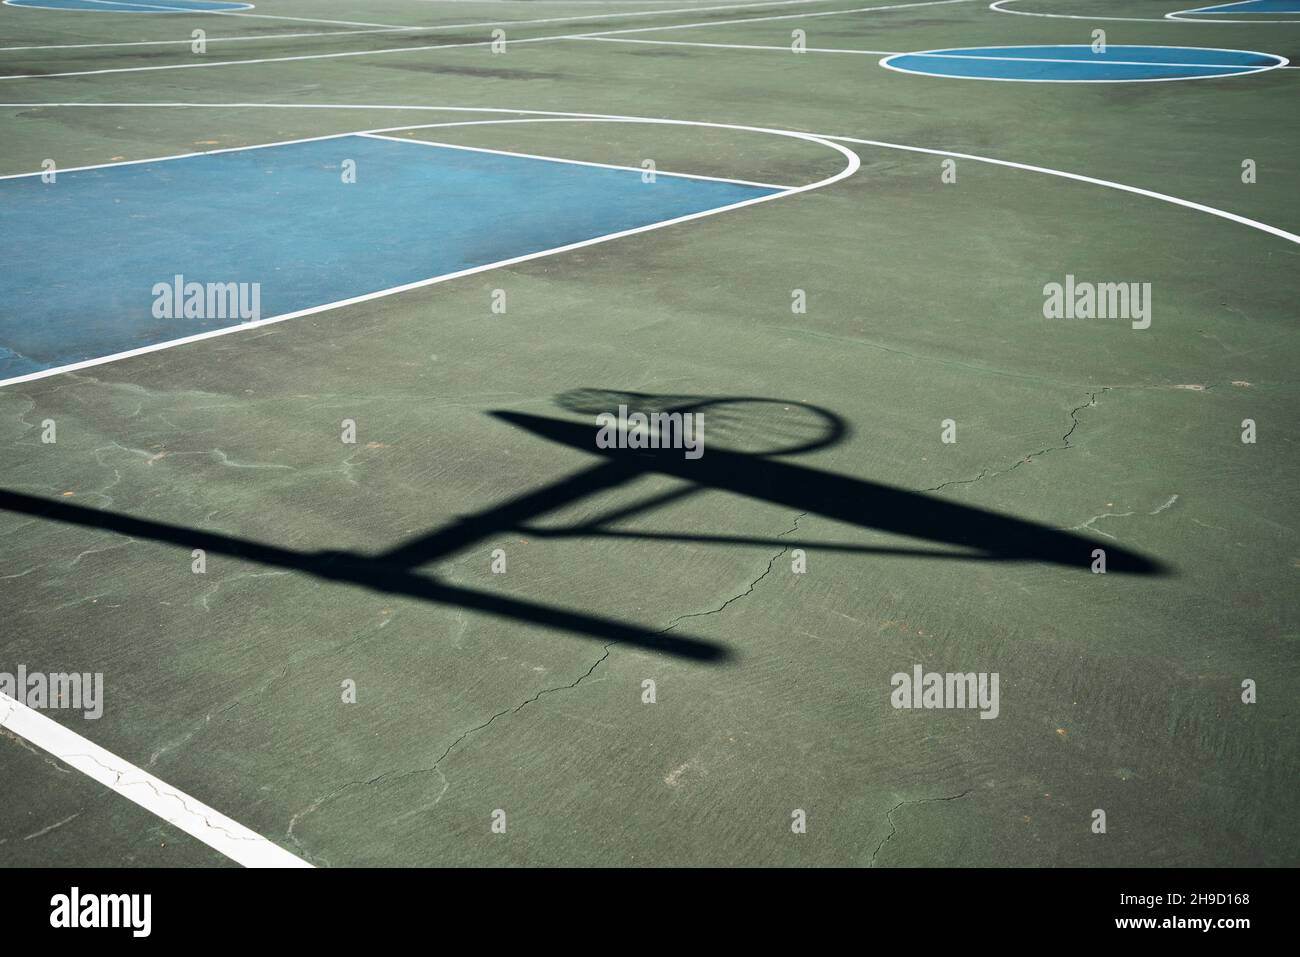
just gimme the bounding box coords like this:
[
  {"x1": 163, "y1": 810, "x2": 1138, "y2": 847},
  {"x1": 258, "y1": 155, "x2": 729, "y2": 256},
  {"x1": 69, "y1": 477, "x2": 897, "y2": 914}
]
[{"x1": 0, "y1": 389, "x2": 1167, "y2": 663}]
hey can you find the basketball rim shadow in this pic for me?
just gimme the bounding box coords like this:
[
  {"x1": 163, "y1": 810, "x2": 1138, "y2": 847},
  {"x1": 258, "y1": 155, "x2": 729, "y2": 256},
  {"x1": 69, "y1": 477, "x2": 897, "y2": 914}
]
[{"x1": 0, "y1": 389, "x2": 1168, "y2": 663}]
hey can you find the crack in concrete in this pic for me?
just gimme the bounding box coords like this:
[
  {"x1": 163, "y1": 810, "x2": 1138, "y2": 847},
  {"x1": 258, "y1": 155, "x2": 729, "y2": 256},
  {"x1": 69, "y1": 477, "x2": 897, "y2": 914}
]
[
  {"x1": 148, "y1": 665, "x2": 291, "y2": 768},
  {"x1": 284, "y1": 644, "x2": 614, "y2": 864},
  {"x1": 660, "y1": 512, "x2": 804, "y2": 631},
  {"x1": 40, "y1": 748, "x2": 273, "y2": 847},
  {"x1": 1, "y1": 726, "x2": 71, "y2": 774},
  {"x1": 68, "y1": 536, "x2": 138, "y2": 568},
  {"x1": 285, "y1": 513, "x2": 805, "y2": 862},
  {"x1": 1070, "y1": 494, "x2": 1180, "y2": 540},
  {"x1": 869, "y1": 789, "x2": 972, "y2": 867},
  {"x1": 197, "y1": 569, "x2": 290, "y2": 611},
  {"x1": 23, "y1": 812, "x2": 80, "y2": 842},
  {"x1": 924, "y1": 389, "x2": 1109, "y2": 494}
]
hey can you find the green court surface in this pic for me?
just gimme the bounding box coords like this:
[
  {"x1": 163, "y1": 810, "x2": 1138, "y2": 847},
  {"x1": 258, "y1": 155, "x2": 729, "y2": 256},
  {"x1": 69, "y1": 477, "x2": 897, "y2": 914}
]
[{"x1": 1, "y1": 0, "x2": 1297, "y2": 867}]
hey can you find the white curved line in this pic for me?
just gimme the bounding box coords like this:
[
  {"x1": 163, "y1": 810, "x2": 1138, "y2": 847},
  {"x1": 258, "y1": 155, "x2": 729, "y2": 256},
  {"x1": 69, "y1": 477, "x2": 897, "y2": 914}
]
[
  {"x1": 822, "y1": 131, "x2": 1300, "y2": 244},
  {"x1": 377, "y1": 115, "x2": 1300, "y2": 250},
  {"x1": 0, "y1": 115, "x2": 859, "y2": 388},
  {"x1": 879, "y1": 43, "x2": 1288, "y2": 82},
  {"x1": 2, "y1": 100, "x2": 1294, "y2": 248},
  {"x1": 988, "y1": 0, "x2": 1300, "y2": 23},
  {"x1": 4, "y1": 101, "x2": 1295, "y2": 245}
]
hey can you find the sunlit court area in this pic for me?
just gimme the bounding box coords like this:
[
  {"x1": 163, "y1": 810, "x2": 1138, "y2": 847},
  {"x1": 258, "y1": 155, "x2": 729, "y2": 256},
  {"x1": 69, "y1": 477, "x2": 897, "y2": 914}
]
[{"x1": 0, "y1": 0, "x2": 1297, "y2": 871}]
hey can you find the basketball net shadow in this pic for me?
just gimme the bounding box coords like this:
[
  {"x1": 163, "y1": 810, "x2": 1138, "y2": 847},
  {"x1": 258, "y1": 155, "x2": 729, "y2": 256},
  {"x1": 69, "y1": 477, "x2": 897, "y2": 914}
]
[{"x1": 0, "y1": 389, "x2": 1167, "y2": 663}]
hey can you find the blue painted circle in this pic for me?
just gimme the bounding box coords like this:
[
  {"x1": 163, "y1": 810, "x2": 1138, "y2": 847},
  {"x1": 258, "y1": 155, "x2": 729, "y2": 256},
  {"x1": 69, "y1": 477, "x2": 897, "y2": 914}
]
[
  {"x1": 1181, "y1": 0, "x2": 1300, "y2": 14},
  {"x1": 5, "y1": 0, "x2": 254, "y2": 12},
  {"x1": 880, "y1": 45, "x2": 1287, "y2": 82}
]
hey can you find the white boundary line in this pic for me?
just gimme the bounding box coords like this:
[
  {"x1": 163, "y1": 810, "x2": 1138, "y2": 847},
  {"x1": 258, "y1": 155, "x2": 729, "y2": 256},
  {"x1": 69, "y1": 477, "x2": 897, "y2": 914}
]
[
  {"x1": 389, "y1": 0, "x2": 877, "y2": 30},
  {"x1": 0, "y1": 0, "x2": 978, "y2": 80},
  {"x1": 0, "y1": 116, "x2": 859, "y2": 388},
  {"x1": 577, "y1": 0, "x2": 972, "y2": 35},
  {"x1": 586, "y1": 34, "x2": 1285, "y2": 63},
  {"x1": 988, "y1": 0, "x2": 1300, "y2": 23},
  {"x1": 0, "y1": 691, "x2": 312, "y2": 867},
  {"x1": 578, "y1": 34, "x2": 1300, "y2": 64},
  {"x1": 403, "y1": 0, "x2": 716, "y2": 4},
  {"x1": 0, "y1": 100, "x2": 1295, "y2": 391},
  {"x1": 2, "y1": 0, "x2": 254, "y2": 11},
  {"x1": 879, "y1": 43, "x2": 1288, "y2": 82},
  {"x1": 377, "y1": 0, "x2": 861, "y2": 32},
  {"x1": 0, "y1": 28, "x2": 410, "y2": 53},
  {"x1": 3, "y1": 0, "x2": 425, "y2": 28},
  {"x1": 2, "y1": 102, "x2": 1295, "y2": 243},
  {"x1": 576, "y1": 34, "x2": 897, "y2": 52},
  {"x1": 0, "y1": 0, "x2": 848, "y2": 54},
  {"x1": 356, "y1": 130, "x2": 792, "y2": 188},
  {"x1": 102, "y1": 0, "x2": 865, "y2": 34},
  {"x1": 406, "y1": 0, "x2": 863, "y2": 29},
  {"x1": 0, "y1": 33, "x2": 557, "y2": 81}
]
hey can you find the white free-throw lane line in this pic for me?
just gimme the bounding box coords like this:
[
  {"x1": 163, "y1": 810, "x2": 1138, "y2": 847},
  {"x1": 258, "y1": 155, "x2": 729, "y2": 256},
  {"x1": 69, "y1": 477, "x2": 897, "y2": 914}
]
[
  {"x1": 356, "y1": 131, "x2": 793, "y2": 188},
  {"x1": 0, "y1": 100, "x2": 1294, "y2": 390},
  {"x1": 0, "y1": 115, "x2": 859, "y2": 389},
  {"x1": 0, "y1": 0, "x2": 978, "y2": 80},
  {"x1": 0, "y1": 691, "x2": 312, "y2": 868}
]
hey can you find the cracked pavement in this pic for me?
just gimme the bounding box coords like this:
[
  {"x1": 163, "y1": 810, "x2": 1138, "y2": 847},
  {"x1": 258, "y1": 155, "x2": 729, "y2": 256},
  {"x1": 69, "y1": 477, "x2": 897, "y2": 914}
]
[{"x1": 2, "y1": 16, "x2": 1298, "y2": 864}]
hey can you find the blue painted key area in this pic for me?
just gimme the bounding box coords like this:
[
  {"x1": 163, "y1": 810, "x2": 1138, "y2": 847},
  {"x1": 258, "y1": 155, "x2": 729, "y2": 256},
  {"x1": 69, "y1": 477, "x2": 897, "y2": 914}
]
[{"x1": 0, "y1": 135, "x2": 779, "y2": 379}]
